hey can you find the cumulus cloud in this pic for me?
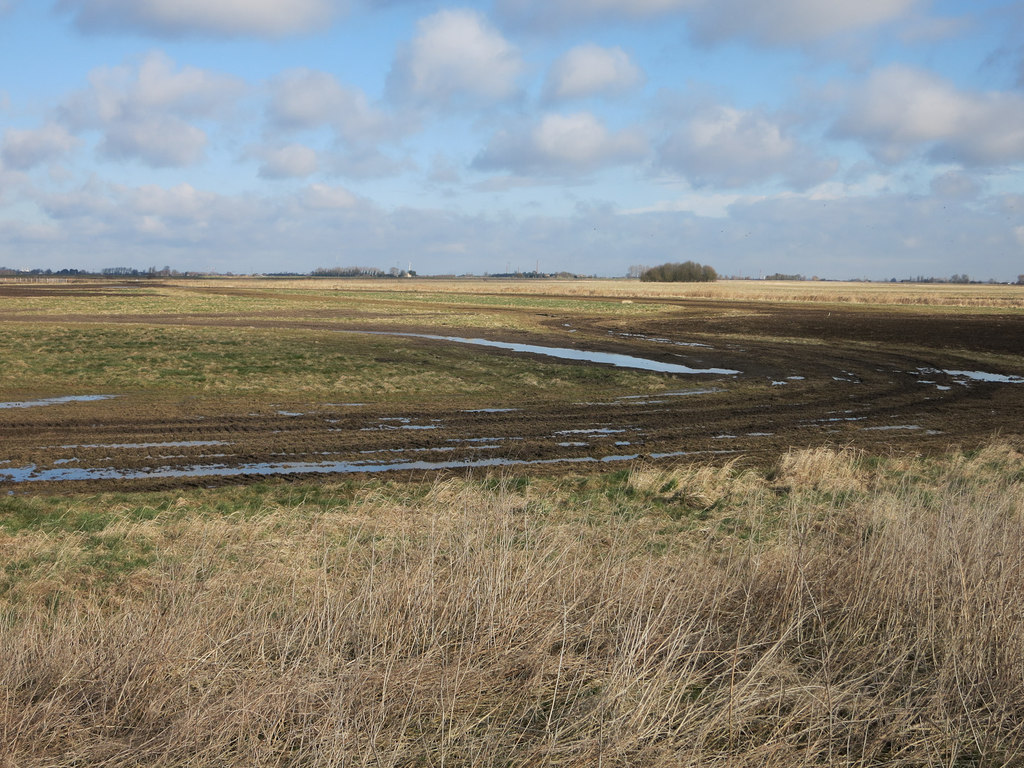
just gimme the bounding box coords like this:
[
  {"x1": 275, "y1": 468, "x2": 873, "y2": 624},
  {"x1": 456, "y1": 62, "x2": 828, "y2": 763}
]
[
  {"x1": 322, "y1": 148, "x2": 409, "y2": 179},
  {"x1": 687, "y1": 0, "x2": 919, "y2": 45},
  {"x1": 301, "y1": 183, "x2": 358, "y2": 210},
  {"x1": 99, "y1": 115, "x2": 208, "y2": 167},
  {"x1": 498, "y1": 0, "x2": 694, "y2": 29},
  {"x1": 267, "y1": 68, "x2": 394, "y2": 144},
  {"x1": 930, "y1": 170, "x2": 981, "y2": 200},
  {"x1": 59, "y1": 51, "x2": 244, "y2": 168},
  {"x1": 1, "y1": 123, "x2": 80, "y2": 169},
  {"x1": 56, "y1": 0, "x2": 338, "y2": 38},
  {"x1": 657, "y1": 103, "x2": 836, "y2": 189},
  {"x1": 388, "y1": 9, "x2": 523, "y2": 108},
  {"x1": 255, "y1": 144, "x2": 319, "y2": 179},
  {"x1": 473, "y1": 112, "x2": 647, "y2": 175},
  {"x1": 833, "y1": 65, "x2": 1024, "y2": 166},
  {"x1": 543, "y1": 44, "x2": 644, "y2": 102},
  {"x1": 499, "y1": 0, "x2": 916, "y2": 43}
]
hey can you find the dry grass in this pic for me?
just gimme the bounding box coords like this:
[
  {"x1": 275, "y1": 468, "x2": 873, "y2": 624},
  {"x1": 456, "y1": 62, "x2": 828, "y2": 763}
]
[
  {"x1": 2, "y1": 444, "x2": 1024, "y2": 765},
  {"x1": 224, "y1": 277, "x2": 1024, "y2": 309}
]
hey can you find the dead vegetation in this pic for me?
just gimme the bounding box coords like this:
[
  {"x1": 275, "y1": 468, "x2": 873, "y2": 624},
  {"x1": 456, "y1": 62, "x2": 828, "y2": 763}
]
[{"x1": 2, "y1": 442, "x2": 1023, "y2": 766}]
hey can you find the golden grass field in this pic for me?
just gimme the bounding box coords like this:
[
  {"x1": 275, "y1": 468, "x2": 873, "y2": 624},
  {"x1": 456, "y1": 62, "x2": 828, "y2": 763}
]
[
  {"x1": 2, "y1": 277, "x2": 1024, "y2": 765},
  {"x1": 3, "y1": 444, "x2": 1024, "y2": 766}
]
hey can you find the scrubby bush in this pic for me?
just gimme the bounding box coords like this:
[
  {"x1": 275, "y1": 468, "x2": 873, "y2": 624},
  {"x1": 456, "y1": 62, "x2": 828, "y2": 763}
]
[{"x1": 640, "y1": 261, "x2": 717, "y2": 282}]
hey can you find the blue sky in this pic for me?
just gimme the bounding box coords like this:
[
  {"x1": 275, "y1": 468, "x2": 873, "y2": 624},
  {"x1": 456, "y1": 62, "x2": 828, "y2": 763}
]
[{"x1": 0, "y1": 0, "x2": 1022, "y2": 279}]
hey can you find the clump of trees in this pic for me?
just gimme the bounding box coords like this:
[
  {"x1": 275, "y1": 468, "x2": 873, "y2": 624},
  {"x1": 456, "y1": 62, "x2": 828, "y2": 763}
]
[
  {"x1": 640, "y1": 261, "x2": 718, "y2": 283},
  {"x1": 312, "y1": 266, "x2": 386, "y2": 277}
]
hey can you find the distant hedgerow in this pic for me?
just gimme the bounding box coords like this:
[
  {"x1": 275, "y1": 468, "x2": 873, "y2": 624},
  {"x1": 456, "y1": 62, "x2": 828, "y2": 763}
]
[{"x1": 640, "y1": 261, "x2": 718, "y2": 282}]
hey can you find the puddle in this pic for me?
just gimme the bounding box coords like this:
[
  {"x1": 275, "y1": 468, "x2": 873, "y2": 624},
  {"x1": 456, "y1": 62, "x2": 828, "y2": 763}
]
[
  {"x1": 447, "y1": 437, "x2": 522, "y2": 443},
  {"x1": 617, "y1": 389, "x2": 719, "y2": 400},
  {"x1": 0, "y1": 449, "x2": 739, "y2": 484},
  {"x1": 462, "y1": 408, "x2": 520, "y2": 413},
  {"x1": 916, "y1": 367, "x2": 1024, "y2": 386},
  {"x1": 361, "y1": 417, "x2": 443, "y2": 431},
  {"x1": 0, "y1": 395, "x2": 117, "y2": 409},
  {"x1": 612, "y1": 332, "x2": 712, "y2": 348},
  {"x1": 347, "y1": 332, "x2": 739, "y2": 375},
  {"x1": 942, "y1": 370, "x2": 1024, "y2": 384},
  {"x1": 555, "y1": 427, "x2": 627, "y2": 435},
  {"x1": 862, "y1": 425, "x2": 921, "y2": 431},
  {"x1": 361, "y1": 424, "x2": 441, "y2": 431},
  {"x1": 59, "y1": 440, "x2": 230, "y2": 450}
]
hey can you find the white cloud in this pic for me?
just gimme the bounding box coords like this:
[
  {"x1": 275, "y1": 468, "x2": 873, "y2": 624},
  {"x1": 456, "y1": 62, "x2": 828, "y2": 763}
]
[
  {"x1": 499, "y1": 0, "x2": 917, "y2": 43},
  {"x1": 322, "y1": 148, "x2": 409, "y2": 180},
  {"x1": 11, "y1": 178, "x2": 1022, "y2": 281},
  {"x1": 688, "y1": 0, "x2": 920, "y2": 45},
  {"x1": 657, "y1": 104, "x2": 836, "y2": 189},
  {"x1": 498, "y1": 0, "x2": 695, "y2": 29},
  {"x1": 99, "y1": 115, "x2": 208, "y2": 167},
  {"x1": 473, "y1": 112, "x2": 647, "y2": 175},
  {"x1": 930, "y1": 170, "x2": 981, "y2": 200},
  {"x1": 63, "y1": 51, "x2": 243, "y2": 126},
  {"x1": 301, "y1": 183, "x2": 358, "y2": 210},
  {"x1": 255, "y1": 144, "x2": 319, "y2": 179},
  {"x1": 428, "y1": 153, "x2": 461, "y2": 185},
  {"x1": 388, "y1": 9, "x2": 522, "y2": 108},
  {"x1": 59, "y1": 51, "x2": 243, "y2": 168},
  {"x1": 1, "y1": 123, "x2": 80, "y2": 170},
  {"x1": 833, "y1": 65, "x2": 1024, "y2": 166},
  {"x1": 543, "y1": 44, "x2": 643, "y2": 102},
  {"x1": 267, "y1": 68, "x2": 393, "y2": 144},
  {"x1": 57, "y1": 0, "x2": 338, "y2": 38}
]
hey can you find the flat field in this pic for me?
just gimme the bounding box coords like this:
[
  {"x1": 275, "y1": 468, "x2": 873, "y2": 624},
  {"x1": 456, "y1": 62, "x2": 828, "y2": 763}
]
[
  {"x1": 2, "y1": 278, "x2": 1024, "y2": 766},
  {"x1": 1, "y1": 277, "x2": 1023, "y2": 491}
]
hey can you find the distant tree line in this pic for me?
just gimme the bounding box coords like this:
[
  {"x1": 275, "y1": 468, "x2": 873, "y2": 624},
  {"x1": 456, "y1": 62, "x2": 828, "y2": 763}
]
[
  {"x1": 312, "y1": 266, "x2": 387, "y2": 277},
  {"x1": 0, "y1": 266, "x2": 181, "y2": 278},
  {"x1": 640, "y1": 261, "x2": 718, "y2": 283},
  {"x1": 764, "y1": 272, "x2": 806, "y2": 281}
]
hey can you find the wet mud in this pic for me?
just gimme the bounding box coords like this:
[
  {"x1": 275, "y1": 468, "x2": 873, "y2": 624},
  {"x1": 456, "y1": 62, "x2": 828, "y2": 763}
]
[{"x1": 3, "y1": 292, "x2": 1023, "y2": 492}]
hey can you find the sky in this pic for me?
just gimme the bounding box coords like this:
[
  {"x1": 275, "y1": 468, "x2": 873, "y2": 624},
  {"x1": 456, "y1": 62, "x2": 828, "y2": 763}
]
[{"x1": 0, "y1": 0, "x2": 1022, "y2": 280}]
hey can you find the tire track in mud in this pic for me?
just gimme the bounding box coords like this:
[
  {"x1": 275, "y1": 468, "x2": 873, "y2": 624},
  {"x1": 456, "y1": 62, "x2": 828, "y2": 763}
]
[{"x1": 3, "y1": 302, "x2": 1024, "y2": 492}]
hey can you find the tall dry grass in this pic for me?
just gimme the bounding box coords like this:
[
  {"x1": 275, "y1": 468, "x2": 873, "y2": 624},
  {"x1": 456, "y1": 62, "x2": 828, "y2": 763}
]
[{"x1": 2, "y1": 444, "x2": 1023, "y2": 766}]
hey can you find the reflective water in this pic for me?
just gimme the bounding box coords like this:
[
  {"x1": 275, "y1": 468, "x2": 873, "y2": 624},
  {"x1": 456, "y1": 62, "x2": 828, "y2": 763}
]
[
  {"x1": 860, "y1": 425, "x2": 942, "y2": 435},
  {"x1": 943, "y1": 369, "x2": 1024, "y2": 384},
  {"x1": 348, "y1": 332, "x2": 740, "y2": 375},
  {"x1": 916, "y1": 367, "x2": 1024, "y2": 385},
  {"x1": 0, "y1": 395, "x2": 117, "y2": 409},
  {"x1": 60, "y1": 440, "x2": 230, "y2": 450},
  {"x1": 0, "y1": 449, "x2": 739, "y2": 484}
]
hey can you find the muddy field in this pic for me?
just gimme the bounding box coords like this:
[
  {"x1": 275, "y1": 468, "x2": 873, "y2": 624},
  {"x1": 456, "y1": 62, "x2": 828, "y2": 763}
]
[{"x1": 2, "y1": 279, "x2": 1023, "y2": 493}]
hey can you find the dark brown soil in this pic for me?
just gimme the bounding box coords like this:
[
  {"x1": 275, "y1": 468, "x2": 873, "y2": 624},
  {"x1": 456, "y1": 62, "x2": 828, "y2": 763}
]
[{"x1": 3, "y1": 292, "x2": 1023, "y2": 493}]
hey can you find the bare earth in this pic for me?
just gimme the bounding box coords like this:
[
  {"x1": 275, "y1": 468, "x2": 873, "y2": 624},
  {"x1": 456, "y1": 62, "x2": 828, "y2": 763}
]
[{"x1": 2, "y1": 281, "x2": 1023, "y2": 493}]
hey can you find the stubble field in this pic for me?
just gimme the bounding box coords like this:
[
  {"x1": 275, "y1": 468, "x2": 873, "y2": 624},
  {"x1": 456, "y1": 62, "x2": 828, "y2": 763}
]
[{"x1": 2, "y1": 277, "x2": 1024, "y2": 766}]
